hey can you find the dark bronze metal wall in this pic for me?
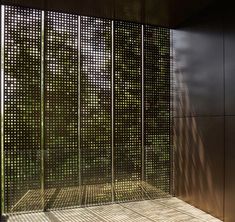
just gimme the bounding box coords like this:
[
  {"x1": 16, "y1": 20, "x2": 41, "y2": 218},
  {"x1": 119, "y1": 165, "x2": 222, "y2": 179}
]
[
  {"x1": 173, "y1": 6, "x2": 224, "y2": 220},
  {"x1": 224, "y1": 4, "x2": 235, "y2": 222},
  {"x1": 173, "y1": 3, "x2": 235, "y2": 221},
  {"x1": 0, "y1": 0, "x2": 215, "y2": 28}
]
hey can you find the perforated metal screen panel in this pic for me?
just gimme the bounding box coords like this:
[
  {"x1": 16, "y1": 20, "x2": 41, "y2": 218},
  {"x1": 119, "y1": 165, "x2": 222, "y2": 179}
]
[
  {"x1": 44, "y1": 11, "x2": 79, "y2": 209},
  {"x1": 3, "y1": 6, "x2": 42, "y2": 213},
  {"x1": 144, "y1": 26, "x2": 171, "y2": 196},
  {"x1": 114, "y1": 21, "x2": 143, "y2": 202},
  {"x1": 0, "y1": 4, "x2": 171, "y2": 214},
  {"x1": 80, "y1": 17, "x2": 112, "y2": 205}
]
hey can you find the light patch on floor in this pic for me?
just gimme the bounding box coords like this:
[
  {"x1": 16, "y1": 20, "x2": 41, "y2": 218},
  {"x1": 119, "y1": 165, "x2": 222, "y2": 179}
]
[{"x1": 5, "y1": 197, "x2": 222, "y2": 222}]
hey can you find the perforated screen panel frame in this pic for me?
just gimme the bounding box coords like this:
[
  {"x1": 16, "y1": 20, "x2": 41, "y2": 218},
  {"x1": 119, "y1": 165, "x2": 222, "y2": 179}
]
[{"x1": 0, "y1": 4, "x2": 172, "y2": 214}]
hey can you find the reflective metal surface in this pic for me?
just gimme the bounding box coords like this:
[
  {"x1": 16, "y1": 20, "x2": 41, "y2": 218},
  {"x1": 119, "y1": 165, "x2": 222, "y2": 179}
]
[
  {"x1": 224, "y1": 7, "x2": 235, "y2": 116},
  {"x1": 174, "y1": 117, "x2": 224, "y2": 220},
  {"x1": 224, "y1": 5, "x2": 235, "y2": 222},
  {"x1": 225, "y1": 117, "x2": 235, "y2": 222},
  {"x1": 172, "y1": 12, "x2": 223, "y2": 118},
  {"x1": 173, "y1": 3, "x2": 235, "y2": 221},
  {"x1": 173, "y1": 6, "x2": 225, "y2": 220}
]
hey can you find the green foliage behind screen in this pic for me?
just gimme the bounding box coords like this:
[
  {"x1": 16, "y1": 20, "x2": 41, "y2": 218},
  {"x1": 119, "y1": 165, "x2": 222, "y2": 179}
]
[{"x1": 0, "y1": 5, "x2": 171, "y2": 213}]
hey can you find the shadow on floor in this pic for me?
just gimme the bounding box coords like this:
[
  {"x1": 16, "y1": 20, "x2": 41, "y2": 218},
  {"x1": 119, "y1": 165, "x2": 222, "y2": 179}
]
[{"x1": 3, "y1": 198, "x2": 222, "y2": 222}]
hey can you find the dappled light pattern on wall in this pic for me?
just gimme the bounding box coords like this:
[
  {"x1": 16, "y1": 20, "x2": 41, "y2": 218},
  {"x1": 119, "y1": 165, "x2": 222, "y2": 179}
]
[{"x1": 172, "y1": 30, "x2": 224, "y2": 219}]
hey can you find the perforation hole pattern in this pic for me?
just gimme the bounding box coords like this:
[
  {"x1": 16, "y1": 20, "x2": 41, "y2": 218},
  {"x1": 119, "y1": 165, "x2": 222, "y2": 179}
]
[
  {"x1": 114, "y1": 21, "x2": 142, "y2": 202},
  {"x1": 4, "y1": 5, "x2": 42, "y2": 213},
  {"x1": 144, "y1": 25, "x2": 171, "y2": 193},
  {"x1": 0, "y1": 5, "x2": 171, "y2": 214},
  {"x1": 80, "y1": 16, "x2": 112, "y2": 205},
  {"x1": 44, "y1": 11, "x2": 79, "y2": 209}
]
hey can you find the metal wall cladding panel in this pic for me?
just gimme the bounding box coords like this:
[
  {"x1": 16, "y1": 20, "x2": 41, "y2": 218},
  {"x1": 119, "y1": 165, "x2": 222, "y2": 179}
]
[
  {"x1": 114, "y1": 0, "x2": 142, "y2": 23},
  {"x1": 174, "y1": 116, "x2": 224, "y2": 220},
  {"x1": 1, "y1": 0, "x2": 45, "y2": 9},
  {"x1": 224, "y1": 7, "x2": 235, "y2": 222},
  {"x1": 1, "y1": 0, "x2": 216, "y2": 28},
  {"x1": 114, "y1": 21, "x2": 142, "y2": 202},
  {"x1": 44, "y1": 11, "x2": 79, "y2": 209},
  {"x1": 224, "y1": 9, "x2": 235, "y2": 116},
  {"x1": 46, "y1": 0, "x2": 113, "y2": 21},
  {"x1": 169, "y1": 0, "x2": 215, "y2": 27},
  {"x1": 4, "y1": 6, "x2": 42, "y2": 213},
  {"x1": 144, "y1": 26, "x2": 171, "y2": 194},
  {"x1": 145, "y1": 0, "x2": 170, "y2": 27},
  {"x1": 225, "y1": 116, "x2": 235, "y2": 222},
  {"x1": 80, "y1": 16, "x2": 112, "y2": 205},
  {"x1": 172, "y1": 16, "x2": 224, "y2": 118}
]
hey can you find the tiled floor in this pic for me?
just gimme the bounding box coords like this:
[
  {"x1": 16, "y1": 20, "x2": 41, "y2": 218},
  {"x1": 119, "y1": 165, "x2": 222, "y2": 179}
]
[{"x1": 4, "y1": 198, "x2": 222, "y2": 222}]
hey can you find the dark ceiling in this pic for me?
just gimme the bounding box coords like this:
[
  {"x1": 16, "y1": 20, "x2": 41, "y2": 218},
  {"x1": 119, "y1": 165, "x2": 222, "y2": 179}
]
[{"x1": 1, "y1": 0, "x2": 216, "y2": 27}]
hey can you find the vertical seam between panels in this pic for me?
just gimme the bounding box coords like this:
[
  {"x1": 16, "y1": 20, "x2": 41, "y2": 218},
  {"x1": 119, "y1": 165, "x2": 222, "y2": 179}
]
[
  {"x1": 111, "y1": 20, "x2": 115, "y2": 203},
  {"x1": 170, "y1": 29, "x2": 174, "y2": 196},
  {"x1": 40, "y1": 9, "x2": 45, "y2": 211},
  {"x1": 1, "y1": 5, "x2": 5, "y2": 214},
  {"x1": 141, "y1": 25, "x2": 145, "y2": 183},
  {"x1": 223, "y1": 16, "x2": 226, "y2": 221},
  {"x1": 78, "y1": 15, "x2": 81, "y2": 206}
]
